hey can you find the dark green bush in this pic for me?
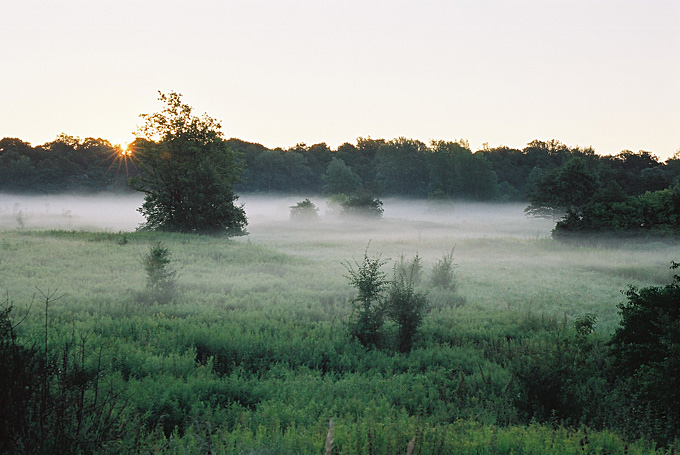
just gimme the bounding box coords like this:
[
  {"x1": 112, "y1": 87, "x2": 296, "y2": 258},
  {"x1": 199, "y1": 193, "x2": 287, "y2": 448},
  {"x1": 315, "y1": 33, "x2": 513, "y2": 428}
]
[
  {"x1": 608, "y1": 261, "x2": 680, "y2": 444},
  {"x1": 341, "y1": 192, "x2": 384, "y2": 218},
  {"x1": 0, "y1": 295, "x2": 132, "y2": 455},
  {"x1": 345, "y1": 250, "x2": 389, "y2": 348},
  {"x1": 386, "y1": 261, "x2": 428, "y2": 353}
]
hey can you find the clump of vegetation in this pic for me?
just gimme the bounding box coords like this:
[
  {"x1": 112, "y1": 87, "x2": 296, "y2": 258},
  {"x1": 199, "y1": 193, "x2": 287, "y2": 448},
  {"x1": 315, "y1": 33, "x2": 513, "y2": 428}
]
[
  {"x1": 131, "y1": 92, "x2": 247, "y2": 235},
  {"x1": 608, "y1": 261, "x2": 680, "y2": 444},
  {"x1": 344, "y1": 249, "x2": 389, "y2": 348},
  {"x1": 386, "y1": 260, "x2": 429, "y2": 352},
  {"x1": 0, "y1": 293, "x2": 131, "y2": 455},
  {"x1": 429, "y1": 248, "x2": 458, "y2": 291},
  {"x1": 142, "y1": 241, "x2": 177, "y2": 304},
  {"x1": 573, "y1": 314, "x2": 597, "y2": 337},
  {"x1": 554, "y1": 185, "x2": 680, "y2": 237},
  {"x1": 289, "y1": 198, "x2": 319, "y2": 222},
  {"x1": 345, "y1": 249, "x2": 429, "y2": 351},
  {"x1": 341, "y1": 192, "x2": 384, "y2": 218},
  {"x1": 394, "y1": 253, "x2": 423, "y2": 286}
]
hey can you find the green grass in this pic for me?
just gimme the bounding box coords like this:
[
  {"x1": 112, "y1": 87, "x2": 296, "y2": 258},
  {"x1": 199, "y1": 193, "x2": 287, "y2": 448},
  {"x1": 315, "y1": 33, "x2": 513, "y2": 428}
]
[{"x1": 1, "y1": 213, "x2": 678, "y2": 454}]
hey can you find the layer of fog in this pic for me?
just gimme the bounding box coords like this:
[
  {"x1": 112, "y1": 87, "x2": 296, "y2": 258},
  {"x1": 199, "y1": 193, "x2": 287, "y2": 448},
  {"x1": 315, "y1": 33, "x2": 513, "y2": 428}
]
[{"x1": 0, "y1": 193, "x2": 554, "y2": 238}]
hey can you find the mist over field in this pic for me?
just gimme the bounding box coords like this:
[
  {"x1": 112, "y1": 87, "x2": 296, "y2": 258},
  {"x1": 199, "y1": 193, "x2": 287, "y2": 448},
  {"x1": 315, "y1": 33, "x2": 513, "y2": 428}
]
[
  {"x1": 1, "y1": 192, "x2": 674, "y2": 334},
  {"x1": 3, "y1": 193, "x2": 671, "y2": 325},
  {"x1": 2, "y1": 192, "x2": 678, "y2": 452},
  {"x1": 0, "y1": 193, "x2": 554, "y2": 238},
  {"x1": 0, "y1": 193, "x2": 146, "y2": 231}
]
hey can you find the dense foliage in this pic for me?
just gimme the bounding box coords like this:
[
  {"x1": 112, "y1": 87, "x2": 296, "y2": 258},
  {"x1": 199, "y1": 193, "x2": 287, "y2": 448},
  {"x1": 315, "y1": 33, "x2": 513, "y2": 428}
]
[
  {"x1": 0, "y1": 135, "x2": 132, "y2": 193},
  {"x1": 4, "y1": 134, "x2": 677, "y2": 208},
  {"x1": 553, "y1": 185, "x2": 680, "y2": 236},
  {"x1": 131, "y1": 92, "x2": 247, "y2": 235},
  {"x1": 1, "y1": 293, "x2": 130, "y2": 455},
  {"x1": 609, "y1": 262, "x2": 680, "y2": 444}
]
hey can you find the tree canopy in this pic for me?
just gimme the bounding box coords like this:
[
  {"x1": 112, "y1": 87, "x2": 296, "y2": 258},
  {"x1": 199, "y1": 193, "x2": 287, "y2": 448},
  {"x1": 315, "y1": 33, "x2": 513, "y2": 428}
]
[{"x1": 130, "y1": 92, "x2": 247, "y2": 235}]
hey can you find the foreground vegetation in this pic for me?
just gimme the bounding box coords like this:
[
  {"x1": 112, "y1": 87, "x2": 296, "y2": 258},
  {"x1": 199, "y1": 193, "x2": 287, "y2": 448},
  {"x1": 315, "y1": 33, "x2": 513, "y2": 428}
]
[{"x1": 0, "y1": 217, "x2": 678, "y2": 453}]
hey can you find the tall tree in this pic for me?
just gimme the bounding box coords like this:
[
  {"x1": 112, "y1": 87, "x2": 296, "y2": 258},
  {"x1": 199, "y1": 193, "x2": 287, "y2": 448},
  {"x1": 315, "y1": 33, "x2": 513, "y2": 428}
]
[
  {"x1": 131, "y1": 92, "x2": 247, "y2": 235},
  {"x1": 376, "y1": 137, "x2": 429, "y2": 196},
  {"x1": 525, "y1": 156, "x2": 600, "y2": 219},
  {"x1": 321, "y1": 157, "x2": 362, "y2": 195}
]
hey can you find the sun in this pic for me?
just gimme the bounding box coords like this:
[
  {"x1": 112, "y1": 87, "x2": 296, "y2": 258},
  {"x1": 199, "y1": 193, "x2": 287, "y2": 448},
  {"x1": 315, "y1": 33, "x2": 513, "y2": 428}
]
[
  {"x1": 119, "y1": 143, "x2": 132, "y2": 157},
  {"x1": 107, "y1": 142, "x2": 137, "y2": 179}
]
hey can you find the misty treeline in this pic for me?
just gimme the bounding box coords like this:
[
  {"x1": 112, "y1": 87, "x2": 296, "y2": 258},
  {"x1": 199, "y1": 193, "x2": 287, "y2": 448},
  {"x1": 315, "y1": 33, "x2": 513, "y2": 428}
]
[
  {"x1": 0, "y1": 135, "x2": 132, "y2": 193},
  {"x1": 2, "y1": 135, "x2": 678, "y2": 203}
]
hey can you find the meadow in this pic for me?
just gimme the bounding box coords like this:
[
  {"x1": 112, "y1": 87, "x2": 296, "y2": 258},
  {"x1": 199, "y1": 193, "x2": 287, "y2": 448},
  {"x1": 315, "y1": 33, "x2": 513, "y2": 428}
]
[{"x1": 0, "y1": 194, "x2": 678, "y2": 454}]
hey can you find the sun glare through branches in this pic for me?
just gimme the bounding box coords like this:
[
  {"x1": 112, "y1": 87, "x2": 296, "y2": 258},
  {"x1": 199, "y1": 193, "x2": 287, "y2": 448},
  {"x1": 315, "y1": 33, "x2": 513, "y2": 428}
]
[{"x1": 107, "y1": 142, "x2": 137, "y2": 179}]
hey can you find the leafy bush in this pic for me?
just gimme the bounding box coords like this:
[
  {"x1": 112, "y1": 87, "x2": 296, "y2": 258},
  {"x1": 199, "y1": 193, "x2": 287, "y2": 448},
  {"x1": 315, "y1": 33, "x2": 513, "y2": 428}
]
[
  {"x1": 289, "y1": 198, "x2": 319, "y2": 222},
  {"x1": 429, "y1": 249, "x2": 458, "y2": 291},
  {"x1": 554, "y1": 185, "x2": 680, "y2": 236},
  {"x1": 142, "y1": 241, "x2": 178, "y2": 304},
  {"x1": 608, "y1": 261, "x2": 680, "y2": 444},
  {"x1": 386, "y1": 263, "x2": 428, "y2": 353},
  {"x1": 344, "y1": 249, "x2": 389, "y2": 347},
  {"x1": 341, "y1": 192, "x2": 384, "y2": 218},
  {"x1": 345, "y1": 251, "x2": 430, "y2": 352}
]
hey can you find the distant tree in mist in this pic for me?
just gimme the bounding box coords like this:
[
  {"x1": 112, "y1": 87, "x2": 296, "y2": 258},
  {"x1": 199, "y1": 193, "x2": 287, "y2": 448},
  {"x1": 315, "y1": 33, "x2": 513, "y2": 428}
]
[
  {"x1": 340, "y1": 192, "x2": 384, "y2": 218},
  {"x1": 289, "y1": 198, "x2": 319, "y2": 221},
  {"x1": 321, "y1": 157, "x2": 362, "y2": 195},
  {"x1": 525, "y1": 156, "x2": 600, "y2": 220}
]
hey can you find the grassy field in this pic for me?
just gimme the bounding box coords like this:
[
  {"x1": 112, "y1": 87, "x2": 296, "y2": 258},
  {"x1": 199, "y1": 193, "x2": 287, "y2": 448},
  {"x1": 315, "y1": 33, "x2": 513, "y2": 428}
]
[{"x1": 0, "y1": 195, "x2": 678, "y2": 454}]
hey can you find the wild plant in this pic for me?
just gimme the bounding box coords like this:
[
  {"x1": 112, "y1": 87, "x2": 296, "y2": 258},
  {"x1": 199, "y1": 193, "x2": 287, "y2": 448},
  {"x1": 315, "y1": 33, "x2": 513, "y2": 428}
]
[
  {"x1": 0, "y1": 291, "x2": 132, "y2": 455},
  {"x1": 344, "y1": 247, "x2": 389, "y2": 347},
  {"x1": 387, "y1": 258, "x2": 429, "y2": 352},
  {"x1": 429, "y1": 248, "x2": 458, "y2": 291},
  {"x1": 394, "y1": 253, "x2": 423, "y2": 286},
  {"x1": 14, "y1": 211, "x2": 24, "y2": 230},
  {"x1": 289, "y1": 198, "x2": 319, "y2": 221},
  {"x1": 142, "y1": 241, "x2": 177, "y2": 304}
]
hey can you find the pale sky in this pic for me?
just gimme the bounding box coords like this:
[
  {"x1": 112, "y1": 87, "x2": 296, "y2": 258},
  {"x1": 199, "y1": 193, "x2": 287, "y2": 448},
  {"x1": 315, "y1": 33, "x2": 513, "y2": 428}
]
[{"x1": 2, "y1": 0, "x2": 679, "y2": 159}]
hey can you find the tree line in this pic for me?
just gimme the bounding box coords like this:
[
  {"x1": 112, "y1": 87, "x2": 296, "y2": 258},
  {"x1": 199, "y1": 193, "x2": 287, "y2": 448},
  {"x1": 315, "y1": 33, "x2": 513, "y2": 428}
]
[{"x1": 2, "y1": 134, "x2": 678, "y2": 203}]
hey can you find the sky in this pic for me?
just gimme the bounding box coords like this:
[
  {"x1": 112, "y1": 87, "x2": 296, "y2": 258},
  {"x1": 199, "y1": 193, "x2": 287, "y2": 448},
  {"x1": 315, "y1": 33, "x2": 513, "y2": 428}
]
[{"x1": 1, "y1": 0, "x2": 679, "y2": 160}]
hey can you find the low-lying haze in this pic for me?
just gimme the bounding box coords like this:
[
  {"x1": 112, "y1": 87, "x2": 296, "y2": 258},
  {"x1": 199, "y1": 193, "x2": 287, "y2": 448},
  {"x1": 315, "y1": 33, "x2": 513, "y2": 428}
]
[{"x1": 0, "y1": 193, "x2": 554, "y2": 240}]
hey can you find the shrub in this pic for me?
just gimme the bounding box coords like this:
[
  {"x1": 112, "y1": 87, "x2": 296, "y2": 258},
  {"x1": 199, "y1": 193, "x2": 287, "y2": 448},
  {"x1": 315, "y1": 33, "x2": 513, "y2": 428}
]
[
  {"x1": 344, "y1": 249, "x2": 390, "y2": 347},
  {"x1": 0, "y1": 293, "x2": 132, "y2": 455},
  {"x1": 608, "y1": 261, "x2": 680, "y2": 444},
  {"x1": 341, "y1": 192, "x2": 384, "y2": 218},
  {"x1": 386, "y1": 261, "x2": 429, "y2": 352},
  {"x1": 429, "y1": 249, "x2": 458, "y2": 291},
  {"x1": 289, "y1": 199, "x2": 319, "y2": 222},
  {"x1": 142, "y1": 241, "x2": 178, "y2": 304},
  {"x1": 394, "y1": 253, "x2": 423, "y2": 287}
]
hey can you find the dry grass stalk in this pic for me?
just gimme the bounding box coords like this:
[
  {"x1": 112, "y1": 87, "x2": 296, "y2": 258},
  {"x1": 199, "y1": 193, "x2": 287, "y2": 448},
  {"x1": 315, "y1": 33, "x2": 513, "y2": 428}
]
[
  {"x1": 325, "y1": 418, "x2": 334, "y2": 455},
  {"x1": 406, "y1": 437, "x2": 415, "y2": 455}
]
